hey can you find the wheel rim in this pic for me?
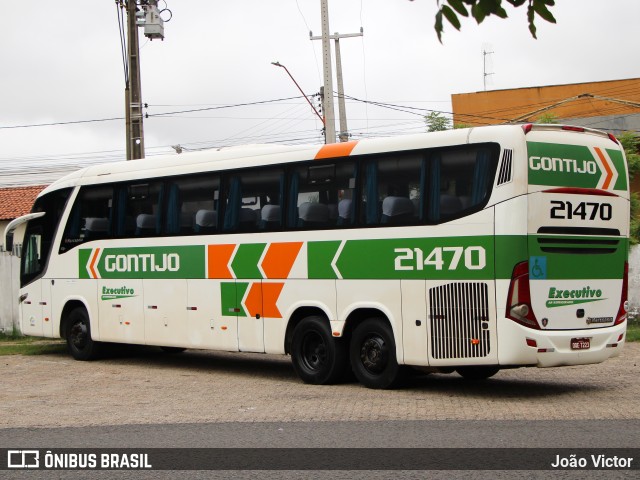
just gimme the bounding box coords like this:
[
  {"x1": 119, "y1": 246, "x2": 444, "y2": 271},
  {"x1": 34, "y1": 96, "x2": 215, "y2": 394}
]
[
  {"x1": 301, "y1": 331, "x2": 327, "y2": 372},
  {"x1": 69, "y1": 321, "x2": 88, "y2": 350},
  {"x1": 360, "y1": 335, "x2": 388, "y2": 374}
]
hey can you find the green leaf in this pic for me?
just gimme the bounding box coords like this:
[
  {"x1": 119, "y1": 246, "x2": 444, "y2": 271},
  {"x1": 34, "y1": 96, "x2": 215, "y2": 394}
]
[
  {"x1": 447, "y1": 0, "x2": 469, "y2": 17},
  {"x1": 533, "y1": 0, "x2": 557, "y2": 23},
  {"x1": 441, "y1": 5, "x2": 462, "y2": 30},
  {"x1": 527, "y1": 4, "x2": 538, "y2": 38},
  {"x1": 494, "y1": 6, "x2": 508, "y2": 18},
  {"x1": 540, "y1": 0, "x2": 555, "y2": 6},
  {"x1": 506, "y1": 0, "x2": 527, "y2": 6},
  {"x1": 435, "y1": 10, "x2": 444, "y2": 42},
  {"x1": 471, "y1": 3, "x2": 487, "y2": 23}
]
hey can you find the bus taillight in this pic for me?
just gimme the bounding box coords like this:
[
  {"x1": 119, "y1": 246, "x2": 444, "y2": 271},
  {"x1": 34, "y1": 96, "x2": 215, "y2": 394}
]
[
  {"x1": 506, "y1": 261, "x2": 541, "y2": 329},
  {"x1": 614, "y1": 262, "x2": 629, "y2": 325}
]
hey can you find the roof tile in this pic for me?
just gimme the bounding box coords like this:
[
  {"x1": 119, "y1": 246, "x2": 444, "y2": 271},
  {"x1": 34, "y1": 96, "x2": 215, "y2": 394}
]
[{"x1": 0, "y1": 185, "x2": 46, "y2": 220}]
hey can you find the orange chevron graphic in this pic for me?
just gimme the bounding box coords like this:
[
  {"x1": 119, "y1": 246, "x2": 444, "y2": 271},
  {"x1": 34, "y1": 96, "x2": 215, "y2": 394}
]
[
  {"x1": 261, "y1": 282, "x2": 284, "y2": 318},
  {"x1": 314, "y1": 140, "x2": 358, "y2": 160},
  {"x1": 244, "y1": 282, "x2": 284, "y2": 318},
  {"x1": 261, "y1": 242, "x2": 303, "y2": 279},
  {"x1": 208, "y1": 244, "x2": 236, "y2": 279},
  {"x1": 594, "y1": 147, "x2": 613, "y2": 189},
  {"x1": 89, "y1": 248, "x2": 101, "y2": 279}
]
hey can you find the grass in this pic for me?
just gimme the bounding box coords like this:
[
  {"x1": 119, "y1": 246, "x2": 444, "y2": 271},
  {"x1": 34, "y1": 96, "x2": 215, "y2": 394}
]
[
  {"x1": 626, "y1": 317, "x2": 640, "y2": 342},
  {"x1": 0, "y1": 330, "x2": 66, "y2": 355}
]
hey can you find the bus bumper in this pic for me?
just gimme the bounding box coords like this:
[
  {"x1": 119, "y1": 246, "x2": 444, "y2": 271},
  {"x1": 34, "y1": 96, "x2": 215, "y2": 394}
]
[{"x1": 497, "y1": 319, "x2": 627, "y2": 367}]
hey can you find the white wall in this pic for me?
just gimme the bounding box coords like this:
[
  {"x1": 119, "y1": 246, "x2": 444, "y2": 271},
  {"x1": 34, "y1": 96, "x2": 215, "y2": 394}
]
[{"x1": 0, "y1": 251, "x2": 20, "y2": 333}]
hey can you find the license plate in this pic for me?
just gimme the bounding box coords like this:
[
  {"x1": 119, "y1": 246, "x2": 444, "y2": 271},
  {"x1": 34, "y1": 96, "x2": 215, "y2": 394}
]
[{"x1": 571, "y1": 338, "x2": 590, "y2": 350}]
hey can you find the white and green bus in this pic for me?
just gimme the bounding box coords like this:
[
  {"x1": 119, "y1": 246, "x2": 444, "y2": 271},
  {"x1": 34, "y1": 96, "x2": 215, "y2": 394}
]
[{"x1": 5, "y1": 124, "x2": 630, "y2": 388}]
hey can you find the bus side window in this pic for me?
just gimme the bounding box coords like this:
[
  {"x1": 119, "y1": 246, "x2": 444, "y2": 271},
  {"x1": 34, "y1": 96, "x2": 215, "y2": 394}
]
[
  {"x1": 427, "y1": 147, "x2": 496, "y2": 223},
  {"x1": 60, "y1": 185, "x2": 113, "y2": 251},
  {"x1": 223, "y1": 168, "x2": 283, "y2": 233},
  {"x1": 288, "y1": 161, "x2": 356, "y2": 229},
  {"x1": 165, "y1": 173, "x2": 220, "y2": 235},
  {"x1": 361, "y1": 155, "x2": 423, "y2": 226},
  {"x1": 118, "y1": 182, "x2": 164, "y2": 237}
]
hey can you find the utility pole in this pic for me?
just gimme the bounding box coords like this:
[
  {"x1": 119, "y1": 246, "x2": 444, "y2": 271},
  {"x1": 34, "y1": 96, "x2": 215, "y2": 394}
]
[
  {"x1": 126, "y1": 0, "x2": 145, "y2": 160},
  {"x1": 317, "y1": 0, "x2": 336, "y2": 144},
  {"x1": 311, "y1": 1, "x2": 362, "y2": 143},
  {"x1": 123, "y1": 0, "x2": 167, "y2": 160}
]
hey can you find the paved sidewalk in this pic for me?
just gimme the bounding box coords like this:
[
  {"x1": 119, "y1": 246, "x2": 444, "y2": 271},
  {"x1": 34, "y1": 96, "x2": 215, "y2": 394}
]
[{"x1": 1, "y1": 343, "x2": 638, "y2": 428}]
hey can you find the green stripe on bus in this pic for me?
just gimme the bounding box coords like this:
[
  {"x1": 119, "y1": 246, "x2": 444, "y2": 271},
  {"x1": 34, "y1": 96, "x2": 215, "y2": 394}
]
[
  {"x1": 80, "y1": 246, "x2": 205, "y2": 279},
  {"x1": 231, "y1": 243, "x2": 266, "y2": 279},
  {"x1": 528, "y1": 235, "x2": 627, "y2": 280},
  {"x1": 307, "y1": 241, "x2": 342, "y2": 279},
  {"x1": 527, "y1": 142, "x2": 627, "y2": 190},
  {"x1": 310, "y1": 236, "x2": 496, "y2": 280}
]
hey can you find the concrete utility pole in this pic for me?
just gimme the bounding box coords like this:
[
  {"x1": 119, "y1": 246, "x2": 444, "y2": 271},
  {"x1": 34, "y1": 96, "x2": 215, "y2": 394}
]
[
  {"x1": 311, "y1": 1, "x2": 362, "y2": 143},
  {"x1": 126, "y1": 0, "x2": 145, "y2": 160},
  {"x1": 318, "y1": 0, "x2": 336, "y2": 143}
]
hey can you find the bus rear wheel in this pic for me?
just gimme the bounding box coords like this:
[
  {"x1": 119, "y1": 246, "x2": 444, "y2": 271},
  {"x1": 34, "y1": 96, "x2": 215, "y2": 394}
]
[
  {"x1": 291, "y1": 316, "x2": 347, "y2": 385},
  {"x1": 350, "y1": 318, "x2": 401, "y2": 389},
  {"x1": 65, "y1": 307, "x2": 101, "y2": 361},
  {"x1": 456, "y1": 366, "x2": 500, "y2": 380}
]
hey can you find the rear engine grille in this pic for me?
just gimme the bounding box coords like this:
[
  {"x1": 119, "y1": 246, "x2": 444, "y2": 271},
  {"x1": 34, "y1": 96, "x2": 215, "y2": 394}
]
[
  {"x1": 536, "y1": 227, "x2": 620, "y2": 255},
  {"x1": 429, "y1": 282, "x2": 490, "y2": 359}
]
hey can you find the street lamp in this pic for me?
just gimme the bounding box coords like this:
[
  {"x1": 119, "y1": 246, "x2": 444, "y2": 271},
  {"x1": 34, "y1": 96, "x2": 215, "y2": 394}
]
[{"x1": 271, "y1": 61, "x2": 325, "y2": 125}]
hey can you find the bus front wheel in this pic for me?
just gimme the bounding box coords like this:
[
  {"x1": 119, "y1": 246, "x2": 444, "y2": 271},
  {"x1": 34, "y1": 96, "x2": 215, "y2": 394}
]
[
  {"x1": 350, "y1": 318, "x2": 401, "y2": 389},
  {"x1": 291, "y1": 316, "x2": 347, "y2": 385},
  {"x1": 65, "y1": 307, "x2": 101, "y2": 361}
]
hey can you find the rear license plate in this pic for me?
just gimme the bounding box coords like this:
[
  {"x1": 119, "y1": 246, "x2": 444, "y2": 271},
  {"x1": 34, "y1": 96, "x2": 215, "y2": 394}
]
[{"x1": 571, "y1": 338, "x2": 590, "y2": 350}]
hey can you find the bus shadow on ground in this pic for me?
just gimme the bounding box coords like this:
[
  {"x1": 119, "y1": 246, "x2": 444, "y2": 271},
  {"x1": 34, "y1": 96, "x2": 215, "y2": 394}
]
[
  {"x1": 96, "y1": 344, "x2": 298, "y2": 382},
  {"x1": 401, "y1": 371, "x2": 607, "y2": 398},
  {"x1": 72, "y1": 344, "x2": 609, "y2": 397}
]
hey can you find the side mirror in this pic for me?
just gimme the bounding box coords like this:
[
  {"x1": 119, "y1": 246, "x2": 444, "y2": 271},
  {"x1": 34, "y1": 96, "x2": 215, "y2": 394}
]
[{"x1": 4, "y1": 232, "x2": 13, "y2": 254}]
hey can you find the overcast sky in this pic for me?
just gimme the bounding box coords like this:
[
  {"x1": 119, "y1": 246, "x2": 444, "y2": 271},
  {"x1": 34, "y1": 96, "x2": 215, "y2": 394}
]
[{"x1": 1, "y1": 0, "x2": 639, "y2": 186}]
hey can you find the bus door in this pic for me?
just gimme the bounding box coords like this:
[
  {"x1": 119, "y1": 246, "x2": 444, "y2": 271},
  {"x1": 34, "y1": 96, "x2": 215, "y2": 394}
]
[
  {"x1": 236, "y1": 280, "x2": 265, "y2": 353},
  {"x1": 187, "y1": 279, "x2": 239, "y2": 351},
  {"x1": 143, "y1": 279, "x2": 188, "y2": 347},
  {"x1": 19, "y1": 221, "x2": 46, "y2": 337},
  {"x1": 20, "y1": 281, "x2": 44, "y2": 337}
]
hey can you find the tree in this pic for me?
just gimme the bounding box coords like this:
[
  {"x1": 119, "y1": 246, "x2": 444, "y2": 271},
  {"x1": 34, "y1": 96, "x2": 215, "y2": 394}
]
[
  {"x1": 425, "y1": 111, "x2": 452, "y2": 131},
  {"x1": 536, "y1": 112, "x2": 560, "y2": 124},
  {"x1": 412, "y1": 0, "x2": 557, "y2": 42},
  {"x1": 619, "y1": 132, "x2": 640, "y2": 244}
]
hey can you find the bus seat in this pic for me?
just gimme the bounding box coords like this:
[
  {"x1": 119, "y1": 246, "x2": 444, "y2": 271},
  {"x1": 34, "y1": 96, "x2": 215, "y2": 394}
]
[
  {"x1": 459, "y1": 196, "x2": 472, "y2": 209},
  {"x1": 194, "y1": 209, "x2": 217, "y2": 233},
  {"x1": 337, "y1": 199, "x2": 352, "y2": 225},
  {"x1": 84, "y1": 217, "x2": 109, "y2": 240},
  {"x1": 135, "y1": 214, "x2": 157, "y2": 236},
  {"x1": 327, "y1": 203, "x2": 338, "y2": 223},
  {"x1": 298, "y1": 202, "x2": 329, "y2": 228},
  {"x1": 239, "y1": 208, "x2": 258, "y2": 231},
  {"x1": 381, "y1": 196, "x2": 414, "y2": 224},
  {"x1": 440, "y1": 195, "x2": 463, "y2": 216},
  {"x1": 261, "y1": 204, "x2": 281, "y2": 230}
]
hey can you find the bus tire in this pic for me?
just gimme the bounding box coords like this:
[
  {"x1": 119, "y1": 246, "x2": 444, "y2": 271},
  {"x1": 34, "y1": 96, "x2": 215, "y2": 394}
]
[
  {"x1": 65, "y1": 307, "x2": 101, "y2": 361},
  {"x1": 291, "y1": 315, "x2": 347, "y2": 385},
  {"x1": 456, "y1": 366, "x2": 500, "y2": 380},
  {"x1": 350, "y1": 318, "x2": 401, "y2": 389}
]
